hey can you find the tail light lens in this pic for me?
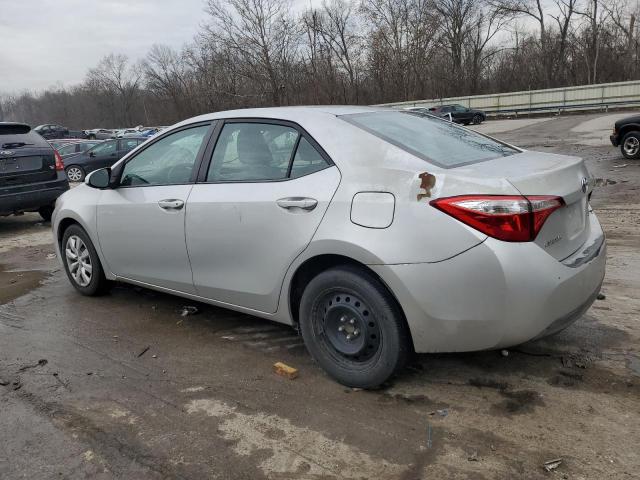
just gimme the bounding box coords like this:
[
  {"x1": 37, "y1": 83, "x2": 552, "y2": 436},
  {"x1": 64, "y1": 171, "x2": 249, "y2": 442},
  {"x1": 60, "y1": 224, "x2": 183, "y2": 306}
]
[
  {"x1": 54, "y1": 151, "x2": 64, "y2": 171},
  {"x1": 430, "y1": 195, "x2": 564, "y2": 242}
]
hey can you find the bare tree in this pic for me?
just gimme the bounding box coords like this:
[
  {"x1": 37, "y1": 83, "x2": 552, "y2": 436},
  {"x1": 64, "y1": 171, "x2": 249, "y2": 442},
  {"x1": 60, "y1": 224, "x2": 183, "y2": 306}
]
[
  {"x1": 86, "y1": 54, "x2": 143, "y2": 126},
  {"x1": 204, "y1": 0, "x2": 298, "y2": 105}
]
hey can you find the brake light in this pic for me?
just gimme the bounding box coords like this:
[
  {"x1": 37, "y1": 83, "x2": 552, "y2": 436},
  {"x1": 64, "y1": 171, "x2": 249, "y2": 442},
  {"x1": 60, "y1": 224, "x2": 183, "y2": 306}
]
[
  {"x1": 54, "y1": 150, "x2": 64, "y2": 171},
  {"x1": 430, "y1": 195, "x2": 564, "y2": 242}
]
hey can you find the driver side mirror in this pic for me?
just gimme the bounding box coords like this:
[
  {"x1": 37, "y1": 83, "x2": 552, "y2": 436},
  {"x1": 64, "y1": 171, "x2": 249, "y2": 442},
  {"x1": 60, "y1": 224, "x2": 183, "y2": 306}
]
[
  {"x1": 85, "y1": 168, "x2": 111, "y2": 189},
  {"x1": 89, "y1": 151, "x2": 96, "y2": 157}
]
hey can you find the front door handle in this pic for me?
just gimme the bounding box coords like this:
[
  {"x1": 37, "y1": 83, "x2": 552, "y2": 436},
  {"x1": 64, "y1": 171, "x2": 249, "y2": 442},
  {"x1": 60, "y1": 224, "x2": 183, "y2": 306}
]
[
  {"x1": 158, "y1": 199, "x2": 184, "y2": 211},
  {"x1": 276, "y1": 197, "x2": 318, "y2": 211}
]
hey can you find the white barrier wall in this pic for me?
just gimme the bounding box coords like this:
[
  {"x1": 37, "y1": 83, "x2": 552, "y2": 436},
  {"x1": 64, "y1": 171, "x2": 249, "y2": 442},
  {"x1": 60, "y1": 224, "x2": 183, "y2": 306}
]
[{"x1": 375, "y1": 80, "x2": 640, "y2": 114}]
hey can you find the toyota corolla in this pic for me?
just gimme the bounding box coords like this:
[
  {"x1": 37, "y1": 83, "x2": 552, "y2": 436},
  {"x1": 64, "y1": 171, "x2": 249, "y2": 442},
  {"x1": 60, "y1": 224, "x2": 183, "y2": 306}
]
[{"x1": 52, "y1": 107, "x2": 606, "y2": 388}]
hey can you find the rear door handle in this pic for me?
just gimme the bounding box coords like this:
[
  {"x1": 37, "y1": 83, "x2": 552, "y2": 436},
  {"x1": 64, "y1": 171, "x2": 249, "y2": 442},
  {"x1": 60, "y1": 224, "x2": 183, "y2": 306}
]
[
  {"x1": 158, "y1": 199, "x2": 184, "y2": 211},
  {"x1": 276, "y1": 197, "x2": 318, "y2": 211}
]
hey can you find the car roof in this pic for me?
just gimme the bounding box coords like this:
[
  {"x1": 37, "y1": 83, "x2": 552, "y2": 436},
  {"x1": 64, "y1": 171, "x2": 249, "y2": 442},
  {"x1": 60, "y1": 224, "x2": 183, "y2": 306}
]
[{"x1": 173, "y1": 106, "x2": 390, "y2": 127}]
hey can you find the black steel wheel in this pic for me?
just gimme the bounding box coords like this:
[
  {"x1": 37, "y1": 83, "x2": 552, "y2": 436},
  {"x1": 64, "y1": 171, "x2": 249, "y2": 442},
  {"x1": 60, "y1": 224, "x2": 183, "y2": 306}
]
[{"x1": 299, "y1": 265, "x2": 411, "y2": 388}]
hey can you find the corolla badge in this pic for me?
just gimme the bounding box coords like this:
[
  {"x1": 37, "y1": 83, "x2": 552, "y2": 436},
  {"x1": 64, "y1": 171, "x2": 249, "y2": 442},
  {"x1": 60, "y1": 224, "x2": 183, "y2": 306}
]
[{"x1": 0, "y1": 150, "x2": 15, "y2": 156}]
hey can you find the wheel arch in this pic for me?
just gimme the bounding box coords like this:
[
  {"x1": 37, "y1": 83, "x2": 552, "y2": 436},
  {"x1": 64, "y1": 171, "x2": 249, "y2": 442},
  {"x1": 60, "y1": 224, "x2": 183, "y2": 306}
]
[
  {"x1": 54, "y1": 211, "x2": 116, "y2": 280},
  {"x1": 287, "y1": 253, "x2": 413, "y2": 349},
  {"x1": 619, "y1": 124, "x2": 640, "y2": 139}
]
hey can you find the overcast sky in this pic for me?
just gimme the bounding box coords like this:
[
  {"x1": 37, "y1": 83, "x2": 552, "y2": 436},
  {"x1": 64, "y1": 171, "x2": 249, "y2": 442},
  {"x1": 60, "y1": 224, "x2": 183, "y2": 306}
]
[{"x1": 0, "y1": 0, "x2": 208, "y2": 93}]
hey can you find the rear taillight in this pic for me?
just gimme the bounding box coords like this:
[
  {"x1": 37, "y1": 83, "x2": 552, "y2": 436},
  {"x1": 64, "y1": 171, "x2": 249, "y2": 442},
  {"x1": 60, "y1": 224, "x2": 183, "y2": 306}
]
[
  {"x1": 54, "y1": 151, "x2": 64, "y2": 171},
  {"x1": 430, "y1": 195, "x2": 564, "y2": 242}
]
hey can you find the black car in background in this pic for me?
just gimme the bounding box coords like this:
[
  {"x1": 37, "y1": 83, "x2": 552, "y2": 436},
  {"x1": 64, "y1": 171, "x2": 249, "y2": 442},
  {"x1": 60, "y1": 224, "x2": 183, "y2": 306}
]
[
  {"x1": 610, "y1": 114, "x2": 640, "y2": 159},
  {"x1": 55, "y1": 140, "x2": 103, "y2": 159},
  {"x1": 429, "y1": 104, "x2": 486, "y2": 125},
  {"x1": 63, "y1": 137, "x2": 146, "y2": 182},
  {"x1": 34, "y1": 124, "x2": 69, "y2": 139},
  {"x1": 0, "y1": 123, "x2": 69, "y2": 221}
]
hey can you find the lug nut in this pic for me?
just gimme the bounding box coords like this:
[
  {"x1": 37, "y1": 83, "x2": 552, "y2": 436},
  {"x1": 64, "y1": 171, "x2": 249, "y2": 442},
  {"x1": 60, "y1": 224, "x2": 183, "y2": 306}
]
[
  {"x1": 349, "y1": 318, "x2": 355, "y2": 325},
  {"x1": 353, "y1": 329, "x2": 359, "y2": 336},
  {"x1": 340, "y1": 316, "x2": 346, "y2": 323},
  {"x1": 346, "y1": 334, "x2": 353, "y2": 340},
  {"x1": 338, "y1": 326, "x2": 345, "y2": 332}
]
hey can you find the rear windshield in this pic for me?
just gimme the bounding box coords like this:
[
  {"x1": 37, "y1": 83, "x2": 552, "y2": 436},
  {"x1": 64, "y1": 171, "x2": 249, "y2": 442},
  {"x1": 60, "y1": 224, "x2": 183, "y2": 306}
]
[{"x1": 342, "y1": 111, "x2": 518, "y2": 168}]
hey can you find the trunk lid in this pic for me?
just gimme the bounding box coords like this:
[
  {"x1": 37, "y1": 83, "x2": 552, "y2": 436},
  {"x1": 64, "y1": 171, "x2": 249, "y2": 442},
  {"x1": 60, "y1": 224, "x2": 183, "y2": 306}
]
[{"x1": 451, "y1": 151, "x2": 592, "y2": 260}]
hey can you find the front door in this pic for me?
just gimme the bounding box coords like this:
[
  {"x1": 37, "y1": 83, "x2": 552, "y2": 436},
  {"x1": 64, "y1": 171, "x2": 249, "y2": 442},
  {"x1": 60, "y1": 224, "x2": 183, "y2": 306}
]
[
  {"x1": 186, "y1": 120, "x2": 341, "y2": 313},
  {"x1": 97, "y1": 124, "x2": 213, "y2": 293}
]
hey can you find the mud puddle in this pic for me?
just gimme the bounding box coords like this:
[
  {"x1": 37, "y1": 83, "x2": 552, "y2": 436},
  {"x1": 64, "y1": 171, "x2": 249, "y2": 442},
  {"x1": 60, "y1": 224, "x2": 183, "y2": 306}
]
[{"x1": 0, "y1": 267, "x2": 48, "y2": 304}]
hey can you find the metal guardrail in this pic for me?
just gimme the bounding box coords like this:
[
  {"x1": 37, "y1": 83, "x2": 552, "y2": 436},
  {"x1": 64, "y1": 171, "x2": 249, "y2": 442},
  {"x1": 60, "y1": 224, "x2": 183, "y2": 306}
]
[{"x1": 376, "y1": 80, "x2": 640, "y2": 116}]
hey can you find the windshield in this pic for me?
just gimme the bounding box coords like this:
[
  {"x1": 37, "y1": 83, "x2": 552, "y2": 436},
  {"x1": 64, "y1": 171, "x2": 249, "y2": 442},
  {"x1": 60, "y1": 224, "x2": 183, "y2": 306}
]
[{"x1": 342, "y1": 111, "x2": 517, "y2": 168}]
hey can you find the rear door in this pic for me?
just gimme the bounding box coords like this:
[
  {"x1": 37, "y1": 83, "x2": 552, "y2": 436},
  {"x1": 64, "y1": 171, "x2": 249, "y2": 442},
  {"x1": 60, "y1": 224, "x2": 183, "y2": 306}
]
[{"x1": 186, "y1": 120, "x2": 340, "y2": 313}]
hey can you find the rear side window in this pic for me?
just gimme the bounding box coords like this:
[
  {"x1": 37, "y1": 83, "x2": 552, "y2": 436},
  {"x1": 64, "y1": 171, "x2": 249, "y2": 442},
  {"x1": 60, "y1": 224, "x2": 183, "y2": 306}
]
[
  {"x1": 342, "y1": 111, "x2": 517, "y2": 168},
  {"x1": 290, "y1": 137, "x2": 328, "y2": 179}
]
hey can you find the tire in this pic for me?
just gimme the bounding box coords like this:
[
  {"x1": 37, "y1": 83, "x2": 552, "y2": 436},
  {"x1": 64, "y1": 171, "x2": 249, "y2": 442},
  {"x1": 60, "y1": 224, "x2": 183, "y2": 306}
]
[
  {"x1": 299, "y1": 265, "x2": 411, "y2": 388},
  {"x1": 38, "y1": 205, "x2": 54, "y2": 222},
  {"x1": 620, "y1": 132, "x2": 640, "y2": 159},
  {"x1": 472, "y1": 114, "x2": 483, "y2": 125},
  {"x1": 66, "y1": 165, "x2": 85, "y2": 182},
  {"x1": 61, "y1": 224, "x2": 109, "y2": 296}
]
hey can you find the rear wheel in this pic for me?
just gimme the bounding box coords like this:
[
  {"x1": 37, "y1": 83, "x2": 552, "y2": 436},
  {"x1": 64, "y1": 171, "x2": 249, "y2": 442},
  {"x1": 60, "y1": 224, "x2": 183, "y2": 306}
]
[
  {"x1": 38, "y1": 206, "x2": 54, "y2": 222},
  {"x1": 66, "y1": 165, "x2": 85, "y2": 182},
  {"x1": 621, "y1": 132, "x2": 640, "y2": 159},
  {"x1": 299, "y1": 265, "x2": 411, "y2": 388},
  {"x1": 472, "y1": 114, "x2": 483, "y2": 124},
  {"x1": 61, "y1": 224, "x2": 109, "y2": 296}
]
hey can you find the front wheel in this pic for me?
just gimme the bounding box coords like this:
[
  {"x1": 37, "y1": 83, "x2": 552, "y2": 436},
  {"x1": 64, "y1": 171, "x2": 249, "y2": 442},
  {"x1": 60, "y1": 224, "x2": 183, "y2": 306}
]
[
  {"x1": 61, "y1": 224, "x2": 109, "y2": 296},
  {"x1": 299, "y1": 265, "x2": 411, "y2": 388},
  {"x1": 66, "y1": 165, "x2": 85, "y2": 182},
  {"x1": 621, "y1": 132, "x2": 640, "y2": 159}
]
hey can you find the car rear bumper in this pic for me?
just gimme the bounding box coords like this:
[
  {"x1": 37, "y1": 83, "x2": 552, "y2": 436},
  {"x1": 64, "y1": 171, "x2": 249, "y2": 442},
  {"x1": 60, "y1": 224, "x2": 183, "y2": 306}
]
[
  {"x1": 0, "y1": 174, "x2": 69, "y2": 215},
  {"x1": 371, "y1": 210, "x2": 606, "y2": 353}
]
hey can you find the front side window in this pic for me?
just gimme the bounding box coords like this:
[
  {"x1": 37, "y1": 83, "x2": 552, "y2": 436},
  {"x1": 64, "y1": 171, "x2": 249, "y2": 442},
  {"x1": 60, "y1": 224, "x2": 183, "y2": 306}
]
[
  {"x1": 342, "y1": 111, "x2": 517, "y2": 168},
  {"x1": 57, "y1": 144, "x2": 78, "y2": 155},
  {"x1": 207, "y1": 123, "x2": 298, "y2": 182},
  {"x1": 120, "y1": 125, "x2": 210, "y2": 187},
  {"x1": 120, "y1": 139, "x2": 140, "y2": 151},
  {"x1": 91, "y1": 141, "x2": 117, "y2": 156}
]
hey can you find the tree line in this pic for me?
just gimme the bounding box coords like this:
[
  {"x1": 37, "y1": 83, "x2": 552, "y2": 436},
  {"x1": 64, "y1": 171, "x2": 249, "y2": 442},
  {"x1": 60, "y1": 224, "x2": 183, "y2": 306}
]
[{"x1": 1, "y1": 0, "x2": 638, "y2": 129}]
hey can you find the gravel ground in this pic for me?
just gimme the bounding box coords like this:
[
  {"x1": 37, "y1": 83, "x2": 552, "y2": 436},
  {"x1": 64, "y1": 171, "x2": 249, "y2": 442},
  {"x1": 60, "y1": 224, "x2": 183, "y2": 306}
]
[{"x1": 1, "y1": 111, "x2": 639, "y2": 479}]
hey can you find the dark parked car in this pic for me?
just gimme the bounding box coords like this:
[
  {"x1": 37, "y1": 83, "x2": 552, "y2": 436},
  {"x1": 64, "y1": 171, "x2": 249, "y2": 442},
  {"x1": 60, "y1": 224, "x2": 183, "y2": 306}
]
[
  {"x1": 0, "y1": 123, "x2": 69, "y2": 221},
  {"x1": 34, "y1": 124, "x2": 69, "y2": 139},
  {"x1": 429, "y1": 104, "x2": 486, "y2": 125},
  {"x1": 55, "y1": 140, "x2": 103, "y2": 159},
  {"x1": 63, "y1": 137, "x2": 146, "y2": 182},
  {"x1": 610, "y1": 114, "x2": 640, "y2": 159}
]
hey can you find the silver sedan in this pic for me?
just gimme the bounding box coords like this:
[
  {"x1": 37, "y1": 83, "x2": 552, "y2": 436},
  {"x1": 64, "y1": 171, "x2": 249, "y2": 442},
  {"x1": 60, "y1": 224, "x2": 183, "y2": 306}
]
[{"x1": 52, "y1": 107, "x2": 606, "y2": 388}]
